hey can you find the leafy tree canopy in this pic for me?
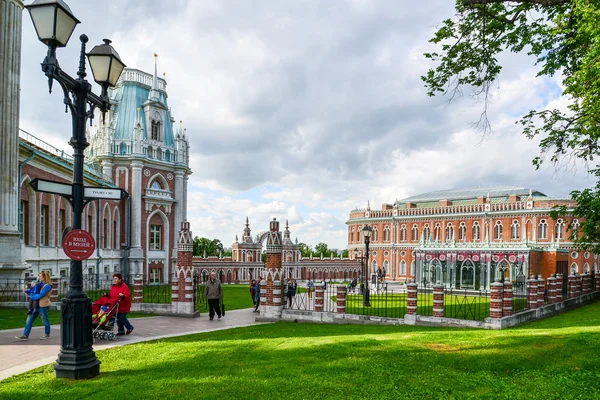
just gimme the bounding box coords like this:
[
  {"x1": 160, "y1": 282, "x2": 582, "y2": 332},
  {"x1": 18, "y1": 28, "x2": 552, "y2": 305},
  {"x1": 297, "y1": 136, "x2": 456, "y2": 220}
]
[
  {"x1": 193, "y1": 237, "x2": 225, "y2": 257},
  {"x1": 423, "y1": 0, "x2": 600, "y2": 252}
]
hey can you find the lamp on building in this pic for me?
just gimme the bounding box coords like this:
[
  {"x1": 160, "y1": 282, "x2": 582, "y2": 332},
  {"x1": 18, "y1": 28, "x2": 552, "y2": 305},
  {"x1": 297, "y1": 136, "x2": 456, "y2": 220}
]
[
  {"x1": 362, "y1": 225, "x2": 372, "y2": 307},
  {"x1": 26, "y1": 0, "x2": 126, "y2": 380}
]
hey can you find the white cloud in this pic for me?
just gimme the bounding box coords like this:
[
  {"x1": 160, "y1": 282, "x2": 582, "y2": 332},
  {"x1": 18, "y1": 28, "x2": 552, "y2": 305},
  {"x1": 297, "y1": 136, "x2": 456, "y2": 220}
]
[{"x1": 18, "y1": 0, "x2": 591, "y2": 249}]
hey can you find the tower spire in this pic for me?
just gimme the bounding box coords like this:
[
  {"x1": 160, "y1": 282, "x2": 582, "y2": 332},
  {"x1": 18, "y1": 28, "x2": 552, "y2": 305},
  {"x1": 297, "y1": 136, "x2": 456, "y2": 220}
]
[{"x1": 149, "y1": 53, "x2": 160, "y2": 101}]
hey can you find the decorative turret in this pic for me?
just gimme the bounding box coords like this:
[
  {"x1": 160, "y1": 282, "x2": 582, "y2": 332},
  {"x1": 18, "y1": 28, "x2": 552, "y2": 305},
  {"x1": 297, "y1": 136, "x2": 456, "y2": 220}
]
[
  {"x1": 283, "y1": 220, "x2": 292, "y2": 245},
  {"x1": 243, "y1": 216, "x2": 253, "y2": 243},
  {"x1": 266, "y1": 218, "x2": 282, "y2": 253},
  {"x1": 177, "y1": 221, "x2": 193, "y2": 252},
  {"x1": 148, "y1": 53, "x2": 160, "y2": 102}
]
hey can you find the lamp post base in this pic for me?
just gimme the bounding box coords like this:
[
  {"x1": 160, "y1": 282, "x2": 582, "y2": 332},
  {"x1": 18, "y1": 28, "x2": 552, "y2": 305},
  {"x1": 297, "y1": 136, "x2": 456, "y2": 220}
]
[
  {"x1": 363, "y1": 287, "x2": 371, "y2": 307},
  {"x1": 54, "y1": 296, "x2": 101, "y2": 379}
]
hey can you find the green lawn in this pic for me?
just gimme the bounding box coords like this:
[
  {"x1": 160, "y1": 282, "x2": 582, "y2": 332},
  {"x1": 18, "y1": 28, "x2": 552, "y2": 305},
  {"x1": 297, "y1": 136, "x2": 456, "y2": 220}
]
[
  {"x1": 2, "y1": 301, "x2": 600, "y2": 399},
  {"x1": 0, "y1": 308, "x2": 154, "y2": 330},
  {"x1": 197, "y1": 284, "x2": 255, "y2": 312}
]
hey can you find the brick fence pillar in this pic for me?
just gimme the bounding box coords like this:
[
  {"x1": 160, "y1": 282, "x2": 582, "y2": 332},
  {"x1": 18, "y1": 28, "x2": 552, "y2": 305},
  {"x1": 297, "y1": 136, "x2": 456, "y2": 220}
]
[
  {"x1": 547, "y1": 276, "x2": 556, "y2": 304},
  {"x1": 273, "y1": 280, "x2": 282, "y2": 308},
  {"x1": 50, "y1": 277, "x2": 59, "y2": 303},
  {"x1": 527, "y1": 276, "x2": 538, "y2": 309},
  {"x1": 574, "y1": 275, "x2": 580, "y2": 296},
  {"x1": 336, "y1": 285, "x2": 347, "y2": 314},
  {"x1": 503, "y1": 278, "x2": 513, "y2": 316},
  {"x1": 596, "y1": 273, "x2": 600, "y2": 293},
  {"x1": 555, "y1": 274, "x2": 563, "y2": 302},
  {"x1": 490, "y1": 280, "x2": 504, "y2": 319},
  {"x1": 315, "y1": 283, "x2": 324, "y2": 312},
  {"x1": 260, "y1": 278, "x2": 267, "y2": 308},
  {"x1": 133, "y1": 275, "x2": 143, "y2": 303},
  {"x1": 433, "y1": 283, "x2": 444, "y2": 317},
  {"x1": 406, "y1": 280, "x2": 418, "y2": 315},
  {"x1": 171, "y1": 273, "x2": 179, "y2": 303},
  {"x1": 568, "y1": 274, "x2": 577, "y2": 298},
  {"x1": 582, "y1": 274, "x2": 590, "y2": 295},
  {"x1": 537, "y1": 275, "x2": 545, "y2": 307}
]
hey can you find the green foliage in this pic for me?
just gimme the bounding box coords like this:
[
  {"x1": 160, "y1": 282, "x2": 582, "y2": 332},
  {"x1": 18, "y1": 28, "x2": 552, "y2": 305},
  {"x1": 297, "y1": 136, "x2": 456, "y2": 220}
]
[
  {"x1": 192, "y1": 237, "x2": 224, "y2": 257},
  {"x1": 3, "y1": 302, "x2": 600, "y2": 399},
  {"x1": 298, "y1": 242, "x2": 312, "y2": 257},
  {"x1": 424, "y1": 0, "x2": 600, "y2": 250}
]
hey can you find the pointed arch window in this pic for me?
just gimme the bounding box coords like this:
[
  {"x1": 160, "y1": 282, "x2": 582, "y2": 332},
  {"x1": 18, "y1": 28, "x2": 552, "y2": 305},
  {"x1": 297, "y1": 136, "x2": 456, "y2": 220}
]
[
  {"x1": 434, "y1": 224, "x2": 441, "y2": 241},
  {"x1": 412, "y1": 224, "x2": 418, "y2": 241},
  {"x1": 151, "y1": 120, "x2": 162, "y2": 141},
  {"x1": 473, "y1": 221, "x2": 480, "y2": 241},
  {"x1": 445, "y1": 222, "x2": 454, "y2": 241},
  {"x1": 555, "y1": 219, "x2": 564, "y2": 240},
  {"x1": 538, "y1": 219, "x2": 548, "y2": 240},
  {"x1": 494, "y1": 221, "x2": 503, "y2": 240},
  {"x1": 572, "y1": 219, "x2": 579, "y2": 240},
  {"x1": 511, "y1": 220, "x2": 520, "y2": 240},
  {"x1": 384, "y1": 226, "x2": 390, "y2": 242},
  {"x1": 400, "y1": 225, "x2": 407, "y2": 241},
  {"x1": 150, "y1": 225, "x2": 162, "y2": 250},
  {"x1": 372, "y1": 227, "x2": 379, "y2": 242},
  {"x1": 156, "y1": 148, "x2": 162, "y2": 160},
  {"x1": 151, "y1": 180, "x2": 162, "y2": 190},
  {"x1": 423, "y1": 224, "x2": 430, "y2": 241},
  {"x1": 458, "y1": 222, "x2": 466, "y2": 241},
  {"x1": 400, "y1": 260, "x2": 406, "y2": 275}
]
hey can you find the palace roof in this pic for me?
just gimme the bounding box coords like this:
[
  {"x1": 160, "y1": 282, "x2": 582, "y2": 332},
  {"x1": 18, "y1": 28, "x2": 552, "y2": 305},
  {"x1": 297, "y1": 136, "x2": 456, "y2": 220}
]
[{"x1": 399, "y1": 186, "x2": 546, "y2": 204}]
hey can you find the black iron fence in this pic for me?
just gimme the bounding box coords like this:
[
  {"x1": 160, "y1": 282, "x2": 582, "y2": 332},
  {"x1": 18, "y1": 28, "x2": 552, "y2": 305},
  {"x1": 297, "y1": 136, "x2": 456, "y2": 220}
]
[
  {"x1": 512, "y1": 281, "x2": 528, "y2": 314},
  {"x1": 416, "y1": 284, "x2": 434, "y2": 317},
  {"x1": 444, "y1": 288, "x2": 490, "y2": 321}
]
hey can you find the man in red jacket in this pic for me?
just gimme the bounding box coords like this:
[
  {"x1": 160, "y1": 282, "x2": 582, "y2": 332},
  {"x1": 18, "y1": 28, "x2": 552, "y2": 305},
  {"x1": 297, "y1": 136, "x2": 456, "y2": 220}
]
[{"x1": 109, "y1": 273, "x2": 134, "y2": 336}]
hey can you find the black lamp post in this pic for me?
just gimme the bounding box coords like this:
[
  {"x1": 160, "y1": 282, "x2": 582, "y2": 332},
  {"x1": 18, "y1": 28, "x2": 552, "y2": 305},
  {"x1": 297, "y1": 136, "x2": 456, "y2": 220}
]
[
  {"x1": 362, "y1": 225, "x2": 372, "y2": 307},
  {"x1": 26, "y1": 0, "x2": 126, "y2": 380}
]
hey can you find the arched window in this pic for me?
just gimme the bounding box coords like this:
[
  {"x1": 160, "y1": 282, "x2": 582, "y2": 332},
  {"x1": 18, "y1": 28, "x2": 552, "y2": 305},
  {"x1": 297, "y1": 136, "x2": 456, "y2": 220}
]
[
  {"x1": 434, "y1": 223, "x2": 441, "y2": 241},
  {"x1": 120, "y1": 142, "x2": 127, "y2": 155},
  {"x1": 350, "y1": 228, "x2": 354, "y2": 243},
  {"x1": 410, "y1": 261, "x2": 414, "y2": 276},
  {"x1": 494, "y1": 221, "x2": 503, "y2": 240},
  {"x1": 458, "y1": 222, "x2": 466, "y2": 241},
  {"x1": 538, "y1": 219, "x2": 548, "y2": 240},
  {"x1": 383, "y1": 260, "x2": 389, "y2": 274},
  {"x1": 511, "y1": 220, "x2": 520, "y2": 240},
  {"x1": 372, "y1": 260, "x2": 378, "y2": 273},
  {"x1": 423, "y1": 224, "x2": 430, "y2": 241},
  {"x1": 151, "y1": 120, "x2": 161, "y2": 141},
  {"x1": 570, "y1": 263, "x2": 577, "y2": 275},
  {"x1": 147, "y1": 146, "x2": 153, "y2": 158},
  {"x1": 372, "y1": 227, "x2": 379, "y2": 242},
  {"x1": 555, "y1": 218, "x2": 564, "y2": 240},
  {"x1": 412, "y1": 224, "x2": 418, "y2": 241},
  {"x1": 572, "y1": 219, "x2": 579, "y2": 240},
  {"x1": 151, "y1": 180, "x2": 162, "y2": 190},
  {"x1": 584, "y1": 263, "x2": 590, "y2": 274},
  {"x1": 165, "y1": 149, "x2": 171, "y2": 161},
  {"x1": 400, "y1": 260, "x2": 406, "y2": 275},
  {"x1": 384, "y1": 226, "x2": 390, "y2": 241},
  {"x1": 400, "y1": 225, "x2": 407, "y2": 241},
  {"x1": 156, "y1": 148, "x2": 162, "y2": 160},
  {"x1": 473, "y1": 221, "x2": 480, "y2": 241},
  {"x1": 446, "y1": 222, "x2": 454, "y2": 241}
]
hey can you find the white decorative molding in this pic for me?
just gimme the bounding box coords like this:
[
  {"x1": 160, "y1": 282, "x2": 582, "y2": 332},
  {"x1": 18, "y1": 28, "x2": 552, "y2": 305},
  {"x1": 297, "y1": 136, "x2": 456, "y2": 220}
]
[{"x1": 144, "y1": 169, "x2": 151, "y2": 177}]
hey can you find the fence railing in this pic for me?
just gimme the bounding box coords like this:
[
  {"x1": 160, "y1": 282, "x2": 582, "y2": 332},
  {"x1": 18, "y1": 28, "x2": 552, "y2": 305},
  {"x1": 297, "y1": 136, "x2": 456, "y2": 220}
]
[
  {"x1": 445, "y1": 288, "x2": 490, "y2": 321},
  {"x1": 512, "y1": 281, "x2": 528, "y2": 314}
]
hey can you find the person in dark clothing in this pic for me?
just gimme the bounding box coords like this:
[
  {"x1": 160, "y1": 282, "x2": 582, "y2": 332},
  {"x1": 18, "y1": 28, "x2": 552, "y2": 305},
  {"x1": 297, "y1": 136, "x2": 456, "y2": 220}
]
[
  {"x1": 253, "y1": 277, "x2": 261, "y2": 312},
  {"x1": 286, "y1": 278, "x2": 297, "y2": 307},
  {"x1": 250, "y1": 279, "x2": 257, "y2": 306},
  {"x1": 204, "y1": 272, "x2": 224, "y2": 320}
]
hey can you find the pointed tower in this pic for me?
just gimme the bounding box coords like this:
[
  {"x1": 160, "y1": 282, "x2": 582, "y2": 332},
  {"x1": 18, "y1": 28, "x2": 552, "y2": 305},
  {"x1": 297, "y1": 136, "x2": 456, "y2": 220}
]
[
  {"x1": 243, "y1": 217, "x2": 253, "y2": 243},
  {"x1": 172, "y1": 221, "x2": 198, "y2": 316},
  {"x1": 261, "y1": 218, "x2": 283, "y2": 319}
]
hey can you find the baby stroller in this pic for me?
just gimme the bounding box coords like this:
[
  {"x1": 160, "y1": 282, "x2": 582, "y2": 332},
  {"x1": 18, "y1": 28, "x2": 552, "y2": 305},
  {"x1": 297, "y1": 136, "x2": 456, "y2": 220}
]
[{"x1": 91, "y1": 295, "x2": 121, "y2": 342}]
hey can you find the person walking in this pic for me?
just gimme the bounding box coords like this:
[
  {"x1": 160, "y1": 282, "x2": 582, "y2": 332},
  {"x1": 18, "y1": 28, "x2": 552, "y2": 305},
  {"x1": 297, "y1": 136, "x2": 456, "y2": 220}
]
[
  {"x1": 15, "y1": 271, "x2": 52, "y2": 340},
  {"x1": 250, "y1": 279, "x2": 257, "y2": 307},
  {"x1": 253, "y1": 277, "x2": 261, "y2": 312},
  {"x1": 306, "y1": 278, "x2": 314, "y2": 298},
  {"x1": 286, "y1": 278, "x2": 297, "y2": 308},
  {"x1": 204, "y1": 272, "x2": 224, "y2": 320},
  {"x1": 109, "y1": 273, "x2": 134, "y2": 336}
]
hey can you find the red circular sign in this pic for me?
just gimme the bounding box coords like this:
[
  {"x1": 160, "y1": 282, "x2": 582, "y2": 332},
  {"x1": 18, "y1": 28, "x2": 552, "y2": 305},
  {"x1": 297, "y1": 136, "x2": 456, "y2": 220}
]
[{"x1": 63, "y1": 229, "x2": 96, "y2": 260}]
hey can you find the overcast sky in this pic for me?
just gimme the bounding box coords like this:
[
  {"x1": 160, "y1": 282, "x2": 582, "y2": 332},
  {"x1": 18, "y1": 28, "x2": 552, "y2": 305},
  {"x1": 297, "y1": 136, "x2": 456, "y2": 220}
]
[{"x1": 18, "y1": 0, "x2": 593, "y2": 250}]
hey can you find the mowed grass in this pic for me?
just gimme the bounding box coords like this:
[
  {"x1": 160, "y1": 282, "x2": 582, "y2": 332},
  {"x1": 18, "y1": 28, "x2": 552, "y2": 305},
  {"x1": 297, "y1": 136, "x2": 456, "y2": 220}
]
[
  {"x1": 2, "y1": 302, "x2": 600, "y2": 399},
  {"x1": 197, "y1": 284, "x2": 256, "y2": 312}
]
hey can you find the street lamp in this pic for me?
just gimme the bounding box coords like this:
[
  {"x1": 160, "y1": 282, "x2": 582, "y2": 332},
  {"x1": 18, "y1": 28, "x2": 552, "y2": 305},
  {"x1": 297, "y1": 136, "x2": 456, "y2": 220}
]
[
  {"x1": 362, "y1": 225, "x2": 372, "y2": 307},
  {"x1": 26, "y1": 0, "x2": 126, "y2": 380}
]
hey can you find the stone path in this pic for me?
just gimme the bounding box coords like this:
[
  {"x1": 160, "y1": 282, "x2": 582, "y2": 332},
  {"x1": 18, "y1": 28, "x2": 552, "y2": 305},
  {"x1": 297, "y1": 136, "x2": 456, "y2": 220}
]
[{"x1": 0, "y1": 308, "x2": 261, "y2": 381}]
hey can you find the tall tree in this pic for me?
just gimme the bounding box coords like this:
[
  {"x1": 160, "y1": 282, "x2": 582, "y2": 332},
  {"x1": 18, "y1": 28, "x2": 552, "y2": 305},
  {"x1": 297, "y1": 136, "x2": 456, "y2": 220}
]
[
  {"x1": 314, "y1": 242, "x2": 331, "y2": 257},
  {"x1": 298, "y1": 242, "x2": 313, "y2": 258},
  {"x1": 193, "y1": 237, "x2": 225, "y2": 257},
  {"x1": 423, "y1": 0, "x2": 600, "y2": 252}
]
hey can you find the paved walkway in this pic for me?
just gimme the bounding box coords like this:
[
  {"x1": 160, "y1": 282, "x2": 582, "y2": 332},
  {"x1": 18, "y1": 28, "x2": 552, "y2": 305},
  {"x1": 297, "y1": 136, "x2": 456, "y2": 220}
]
[{"x1": 0, "y1": 308, "x2": 262, "y2": 381}]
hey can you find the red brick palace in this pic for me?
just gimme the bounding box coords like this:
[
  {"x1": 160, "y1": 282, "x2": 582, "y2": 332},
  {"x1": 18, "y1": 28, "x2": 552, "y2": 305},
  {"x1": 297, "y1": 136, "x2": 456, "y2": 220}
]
[{"x1": 346, "y1": 187, "x2": 598, "y2": 290}]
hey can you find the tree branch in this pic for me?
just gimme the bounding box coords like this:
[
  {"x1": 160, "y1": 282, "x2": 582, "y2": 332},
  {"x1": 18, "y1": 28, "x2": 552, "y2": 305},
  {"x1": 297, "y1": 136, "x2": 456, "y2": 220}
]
[{"x1": 462, "y1": 0, "x2": 568, "y2": 5}]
